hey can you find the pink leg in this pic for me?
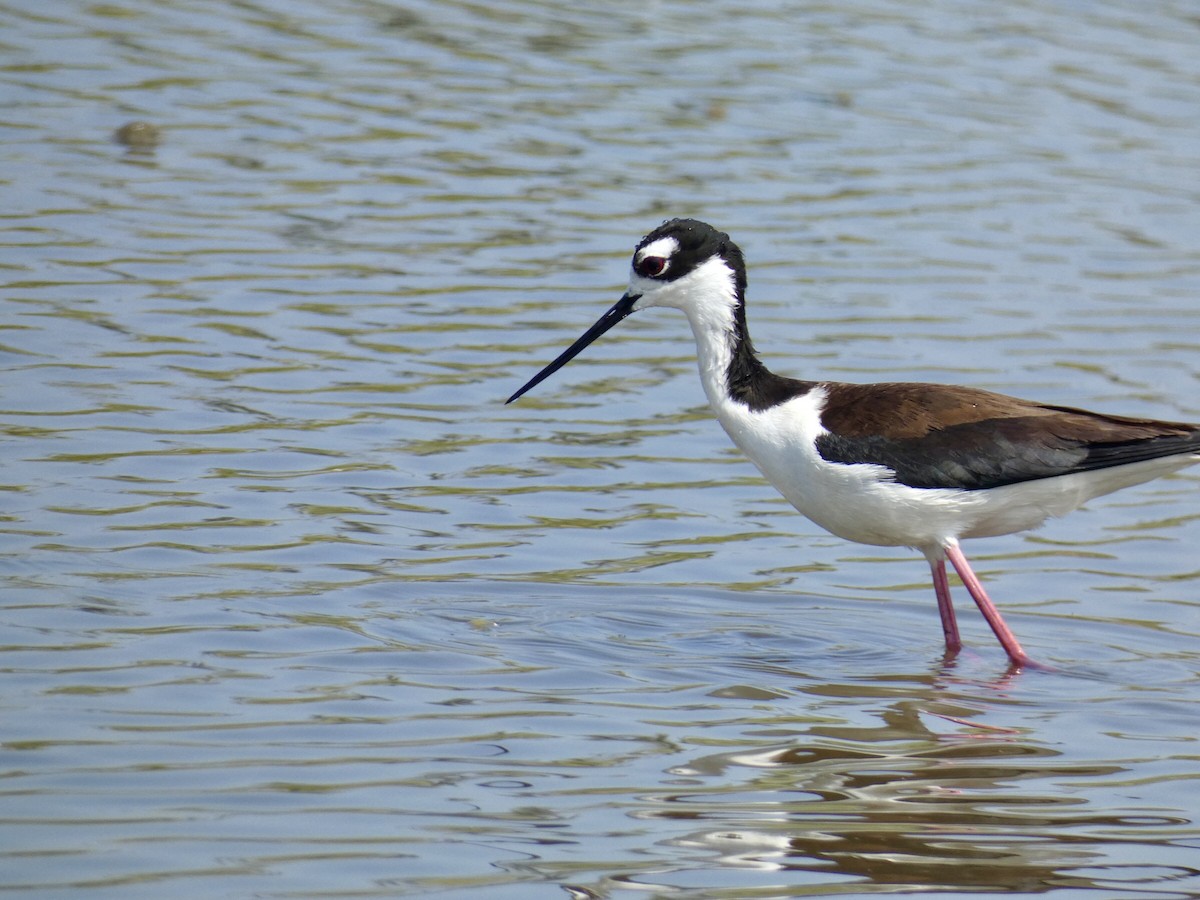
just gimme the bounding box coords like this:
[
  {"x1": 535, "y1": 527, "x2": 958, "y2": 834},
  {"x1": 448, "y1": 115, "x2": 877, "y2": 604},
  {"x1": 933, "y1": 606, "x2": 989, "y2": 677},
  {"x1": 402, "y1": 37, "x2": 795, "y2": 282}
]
[
  {"x1": 943, "y1": 542, "x2": 1037, "y2": 669},
  {"x1": 927, "y1": 554, "x2": 961, "y2": 652}
]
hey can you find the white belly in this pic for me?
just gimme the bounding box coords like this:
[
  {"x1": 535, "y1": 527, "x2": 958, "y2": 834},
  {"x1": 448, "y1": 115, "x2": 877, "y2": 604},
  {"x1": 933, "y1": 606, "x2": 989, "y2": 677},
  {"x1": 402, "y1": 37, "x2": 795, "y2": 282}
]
[{"x1": 709, "y1": 387, "x2": 1198, "y2": 551}]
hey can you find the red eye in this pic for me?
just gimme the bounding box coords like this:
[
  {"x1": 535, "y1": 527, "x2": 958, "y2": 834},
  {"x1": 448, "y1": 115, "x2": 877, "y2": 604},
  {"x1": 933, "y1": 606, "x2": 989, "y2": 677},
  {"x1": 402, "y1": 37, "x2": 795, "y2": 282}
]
[{"x1": 636, "y1": 255, "x2": 668, "y2": 278}]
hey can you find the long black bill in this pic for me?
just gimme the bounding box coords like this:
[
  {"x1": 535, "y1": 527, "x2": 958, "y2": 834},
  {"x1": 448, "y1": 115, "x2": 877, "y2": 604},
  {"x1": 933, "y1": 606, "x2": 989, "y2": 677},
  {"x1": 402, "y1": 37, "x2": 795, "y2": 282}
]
[{"x1": 506, "y1": 293, "x2": 639, "y2": 404}]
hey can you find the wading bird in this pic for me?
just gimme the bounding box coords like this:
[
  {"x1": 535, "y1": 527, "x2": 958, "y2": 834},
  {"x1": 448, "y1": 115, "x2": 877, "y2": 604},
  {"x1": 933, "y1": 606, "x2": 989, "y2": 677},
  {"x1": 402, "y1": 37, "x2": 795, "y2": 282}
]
[{"x1": 508, "y1": 219, "x2": 1200, "y2": 668}]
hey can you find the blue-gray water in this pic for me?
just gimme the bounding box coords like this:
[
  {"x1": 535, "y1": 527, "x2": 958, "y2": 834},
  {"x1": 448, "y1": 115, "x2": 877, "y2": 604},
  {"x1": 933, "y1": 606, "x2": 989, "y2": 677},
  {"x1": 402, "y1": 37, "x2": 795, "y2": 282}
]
[{"x1": 3, "y1": 1, "x2": 1200, "y2": 897}]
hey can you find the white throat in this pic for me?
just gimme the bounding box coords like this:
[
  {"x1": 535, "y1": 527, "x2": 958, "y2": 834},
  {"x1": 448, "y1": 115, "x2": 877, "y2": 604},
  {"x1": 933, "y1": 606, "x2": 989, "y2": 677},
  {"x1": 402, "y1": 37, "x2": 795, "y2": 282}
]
[{"x1": 631, "y1": 255, "x2": 741, "y2": 409}]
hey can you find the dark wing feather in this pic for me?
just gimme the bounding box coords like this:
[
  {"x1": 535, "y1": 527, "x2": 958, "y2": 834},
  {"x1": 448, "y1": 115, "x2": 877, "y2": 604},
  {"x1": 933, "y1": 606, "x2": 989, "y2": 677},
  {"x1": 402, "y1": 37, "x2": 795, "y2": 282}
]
[{"x1": 814, "y1": 382, "x2": 1200, "y2": 491}]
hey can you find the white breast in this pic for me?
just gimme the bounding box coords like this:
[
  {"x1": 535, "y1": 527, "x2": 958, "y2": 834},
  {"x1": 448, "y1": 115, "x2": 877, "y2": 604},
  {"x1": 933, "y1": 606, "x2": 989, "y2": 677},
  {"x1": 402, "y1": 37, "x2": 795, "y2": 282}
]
[
  {"x1": 669, "y1": 277, "x2": 1199, "y2": 552},
  {"x1": 708, "y1": 386, "x2": 976, "y2": 548},
  {"x1": 704, "y1": 384, "x2": 1198, "y2": 551}
]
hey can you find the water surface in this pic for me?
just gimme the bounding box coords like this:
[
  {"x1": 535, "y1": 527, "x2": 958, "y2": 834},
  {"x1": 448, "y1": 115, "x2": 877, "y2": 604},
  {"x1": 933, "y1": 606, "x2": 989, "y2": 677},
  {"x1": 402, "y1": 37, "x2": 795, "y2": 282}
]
[{"x1": 3, "y1": 0, "x2": 1200, "y2": 897}]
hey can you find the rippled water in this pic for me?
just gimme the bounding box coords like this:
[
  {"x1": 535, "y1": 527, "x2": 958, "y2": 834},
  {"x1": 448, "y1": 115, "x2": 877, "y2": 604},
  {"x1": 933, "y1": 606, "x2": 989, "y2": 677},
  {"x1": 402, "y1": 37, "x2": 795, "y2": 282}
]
[{"x1": 4, "y1": 0, "x2": 1200, "y2": 897}]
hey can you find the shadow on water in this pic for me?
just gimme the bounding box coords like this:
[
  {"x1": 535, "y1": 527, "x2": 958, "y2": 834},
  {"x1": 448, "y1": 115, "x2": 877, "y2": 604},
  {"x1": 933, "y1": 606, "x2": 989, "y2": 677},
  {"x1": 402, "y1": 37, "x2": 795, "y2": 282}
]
[
  {"x1": 332, "y1": 583, "x2": 1200, "y2": 898},
  {"x1": 624, "y1": 669, "x2": 1182, "y2": 896}
]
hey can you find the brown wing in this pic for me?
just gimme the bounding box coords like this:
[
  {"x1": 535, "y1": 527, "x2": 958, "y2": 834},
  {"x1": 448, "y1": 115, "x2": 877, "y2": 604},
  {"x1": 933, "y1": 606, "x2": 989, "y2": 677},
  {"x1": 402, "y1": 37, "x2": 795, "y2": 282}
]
[{"x1": 815, "y1": 382, "x2": 1200, "y2": 490}]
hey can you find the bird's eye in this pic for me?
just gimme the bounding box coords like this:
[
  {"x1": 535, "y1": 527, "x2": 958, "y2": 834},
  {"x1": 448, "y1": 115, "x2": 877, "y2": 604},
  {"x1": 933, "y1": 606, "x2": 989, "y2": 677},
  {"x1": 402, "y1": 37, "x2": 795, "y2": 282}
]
[{"x1": 636, "y1": 255, "x2": 668, "y2": 278}]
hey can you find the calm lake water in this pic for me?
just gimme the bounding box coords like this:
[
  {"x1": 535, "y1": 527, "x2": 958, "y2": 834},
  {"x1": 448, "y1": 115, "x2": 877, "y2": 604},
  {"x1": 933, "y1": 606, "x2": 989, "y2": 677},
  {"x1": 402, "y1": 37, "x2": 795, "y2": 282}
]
[{"x1": 3, "y1": 0, "x2": 1200, "y2": 897}]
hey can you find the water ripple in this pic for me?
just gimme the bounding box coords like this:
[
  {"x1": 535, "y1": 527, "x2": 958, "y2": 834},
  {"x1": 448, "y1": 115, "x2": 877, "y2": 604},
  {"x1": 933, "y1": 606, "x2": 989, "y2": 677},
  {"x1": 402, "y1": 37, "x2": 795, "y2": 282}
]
[{"x1": 4, "y1": 0, "x2": 1200, "y2": 896}]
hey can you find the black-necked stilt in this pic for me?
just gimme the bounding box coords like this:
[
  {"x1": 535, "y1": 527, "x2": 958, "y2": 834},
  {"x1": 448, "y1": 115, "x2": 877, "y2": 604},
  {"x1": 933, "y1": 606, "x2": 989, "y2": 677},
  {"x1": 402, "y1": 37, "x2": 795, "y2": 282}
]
[{"x1": 507, "y1": 218, "x2": 1200, "y2": 669}]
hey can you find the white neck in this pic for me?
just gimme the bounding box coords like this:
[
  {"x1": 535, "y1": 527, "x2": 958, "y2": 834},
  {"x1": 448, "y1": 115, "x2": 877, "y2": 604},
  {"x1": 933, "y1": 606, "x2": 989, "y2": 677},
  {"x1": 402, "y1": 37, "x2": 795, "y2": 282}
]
[
  {"x1": 635, "y1": 254, "x2": 742, "y2": 411},
  {"x1": 685, "y1": 308, "x2": 738, "y2": 412}
]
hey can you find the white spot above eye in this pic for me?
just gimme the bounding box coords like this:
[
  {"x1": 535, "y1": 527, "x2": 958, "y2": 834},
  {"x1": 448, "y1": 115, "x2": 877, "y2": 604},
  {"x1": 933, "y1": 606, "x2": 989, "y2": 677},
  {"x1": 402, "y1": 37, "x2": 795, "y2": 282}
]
[{"x1": 637, "y1": 235, "x2": 679, "y2": 265}]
